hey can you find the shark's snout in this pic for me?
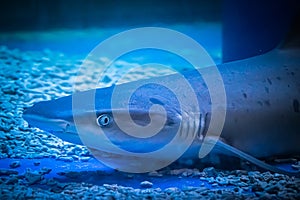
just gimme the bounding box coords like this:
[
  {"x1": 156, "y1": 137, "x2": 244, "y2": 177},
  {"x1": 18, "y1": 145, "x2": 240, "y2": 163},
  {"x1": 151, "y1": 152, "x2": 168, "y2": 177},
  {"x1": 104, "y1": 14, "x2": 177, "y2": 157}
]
[
  {"x1": 23, "y1": 111, "x2": 67, "y2": 132},
  {"x1": 22, "y1": 97, "x2": 84, "y2": 144}
]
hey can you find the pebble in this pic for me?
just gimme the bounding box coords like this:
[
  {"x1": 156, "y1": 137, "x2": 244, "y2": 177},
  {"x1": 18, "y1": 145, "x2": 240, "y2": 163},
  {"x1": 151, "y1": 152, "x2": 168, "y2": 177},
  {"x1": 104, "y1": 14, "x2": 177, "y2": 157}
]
[
  {"x1": 24, "y1": 169, "x2": 44, "y2": 185},
  {"x1": 251, "y1": 182, "x2": 266, "y2": 192},
  {"x1": 240, "y1": 175, "x2": 250, "y2": 182},
  {"x1": 40, "y1": 167, "x2": 52, "y2": 175},
  {"x1": 164, "y1": 187, "x2": 180, "y2": 194},
  {"x1": 80, "y1": 156, "x2": 90, "y2": 162},
  {"x1": 57, "y1": 156, "x2": 74, "y2": 162},
  {"x1": 148, "y1": 171, "x2": 163, "y2": 177},
  {"x1": 9, "y1": 161, "x2": 21, "y2": 168},
  {"x1": 169, "y1": 168, "x2": 194, "y2": 176},
  {"x1": 203, "y1": 167, "x2": 217, "y2": 177},
  {"x1": 291, "y1": 161, "x2": 300, "y2": 170},
  {"x1": 265, "y1": 184, "x2": 279, "y2": 194},
  {"x1": 237, "y1": 181, "x2": 248, "y2": 187},
  {"x1": 140, "y1": 181, "x2": 153, "y2": 188},
  {"x1": 0, "y1": 124, "x2": 12, "y2": 132},
  {"x1": 6, "y1": 176, "x2": 19, "y2": 185},
  {"x1": 212, "y1": 183, "x2": 219, "y2": 187},
  {"x1": 215, "y1": 177, "x2": 229, "y2": 185},
  {"x1": 0, "y1": 169, "x2": 18, "y2": 175}
]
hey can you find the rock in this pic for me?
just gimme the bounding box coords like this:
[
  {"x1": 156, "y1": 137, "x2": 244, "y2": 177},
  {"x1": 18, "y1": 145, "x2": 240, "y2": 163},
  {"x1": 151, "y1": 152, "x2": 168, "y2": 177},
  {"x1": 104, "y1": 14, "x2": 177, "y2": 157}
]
[
  {"x1": 164, "y1": 187, "x2": 180, "y2": 194},
  {"x1": 181, "y1": 186, "x2": 197, "y2": 192},
  {"x1": 49, "y1": 182, "x2": 68, "y2": 193},
  {"x1": 57, "y1": 156, "x2": 74, "y2": 162},
  {"x1": 46, "y1": 178, "x2": 58, "y2": 186},
  {"x1": 24, "y1": 169, "x2": 44, "y2": 185},
  {"x1": 71, "y1": 155, "x2": 80, "y2": 160},
  {"x1": 29, "y1": 139, "x2": 40, "y2": 147},
  {"x1": 33, "y1": 161, "x2": 40, "y2": 166},
  {"x1": 261, "y1": 171, "x2": 274, "y2": 182},
  {"x1": 274, "y1": 173, "x2": 285, "y2": 179},
  {"x1": 101, "y1": 75, "x2": 112, "y2": 83},
  {"x1": 9, "y1": 161, "x2": 21, "y2": 168},
  {"x1": 6, "y1": 176, "x2": 19, "y2": 185},
  {"x1": 212, "y1": 183, "x2": 219, "y2": 187},
  {"x1": 203, "y1": 167, "x2": 217, "y2": 177},
  {"x1": 103, "y1": 184, "x2": 119, "y2": 191},
  {"x1": 0, "y1": 169, "x2": 18, "y2": 175},
  {"x1": 26, "y1": 153, "x2": 44, "y2": 159},
  {"x1": 291, "y1": 161, "x2": 300, "y2": 170},
  {"x1": 233, "y1": 187, "x2": 241, "y2": 193},
  {"x1": 64, "y1": 171, "x2": 80, "y2": 179},
  {"x1": 47, "y1": 148, "x2": 61, "y2": 154},
  {"x1": 215, "y1": 177, "x2": 229, "y2": 185},
  {"x1": 148, "y1": 171, "x2": 163, "y2": 177},
  {"x1": 56, "y1": 172, "x2": 66, "y2": 176},
  {"x1": 192, "y1": 170, "x2": 205, "y2": 177},
  {"x1": 182, "y1": 169, "x2": 194, "y2": 177},
  {"x1": 248, "y1": 171, "x2": 261, "y2": 182},
  {"x1": 140, "y1": 181, "x2": 153, "y2": 188},
  {"x1": 80, "y1": 156, "x2": 90, "y2": 162},
  {"x1": 237, "y1": 181, "x2": 248, "y2": 187},
  {"x1": 169, "y1": 168, "x2": 186, "y2": 176},
  {"x1": 40, "y1": 167, "x2": 52, "y2": 175},
  {"x1": 251, "y1": 182, "x2": 266, "y2": 192},
  {"x1": 240, "y1": 175, "x2": 250, "y2": 182},
  {"x1": 0, "y1": 124, "x2": 12, "y2": 132},
  {"x1": 265, "y1": 184, "x2": 279, "y2": 194}
]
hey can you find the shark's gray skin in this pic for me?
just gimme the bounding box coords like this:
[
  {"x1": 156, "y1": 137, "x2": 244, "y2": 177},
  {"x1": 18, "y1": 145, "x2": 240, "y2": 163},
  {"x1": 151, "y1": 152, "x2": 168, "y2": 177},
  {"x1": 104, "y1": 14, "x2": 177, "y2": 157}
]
[{"x1": 23, "y1": 47, "x2": 300, "y2": 175}]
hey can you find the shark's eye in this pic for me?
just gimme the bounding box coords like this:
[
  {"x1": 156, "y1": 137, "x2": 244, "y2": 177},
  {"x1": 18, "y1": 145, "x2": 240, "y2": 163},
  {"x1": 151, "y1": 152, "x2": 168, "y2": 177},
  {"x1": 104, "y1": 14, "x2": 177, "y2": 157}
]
[{"x1": 97, "y1": 114, "x2": 112, "y2": 127}]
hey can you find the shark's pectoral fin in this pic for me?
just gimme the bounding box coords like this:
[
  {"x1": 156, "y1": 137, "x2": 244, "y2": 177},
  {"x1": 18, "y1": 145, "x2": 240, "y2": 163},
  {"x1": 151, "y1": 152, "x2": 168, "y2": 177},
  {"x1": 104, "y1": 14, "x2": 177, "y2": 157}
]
[{"x1": 202, "y1": 137, "x2": 300, "y2": 177}]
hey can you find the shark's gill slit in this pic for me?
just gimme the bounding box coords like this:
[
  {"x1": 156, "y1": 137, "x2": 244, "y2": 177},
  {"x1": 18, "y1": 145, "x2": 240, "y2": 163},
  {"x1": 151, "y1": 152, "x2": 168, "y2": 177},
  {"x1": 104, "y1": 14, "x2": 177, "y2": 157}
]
[
  {"x1": 193, "y1": 115, "x2": 200, "y2": 141},
  {"x1": 187, "y1": 116, "x2": 195, "y2": 140},
  {"x1": 182, "y1": 117, "x2": 190, "y2": 140},
  {"x1": 197, "y1": 114, "x2": 205, "y2": 141}
]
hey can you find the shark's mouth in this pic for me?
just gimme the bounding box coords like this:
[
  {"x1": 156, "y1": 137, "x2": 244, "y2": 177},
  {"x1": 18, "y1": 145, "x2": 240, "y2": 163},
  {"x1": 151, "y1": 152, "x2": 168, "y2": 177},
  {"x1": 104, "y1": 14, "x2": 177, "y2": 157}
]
[
  {"x1": 47, "y1": 130, "x2": 83, "y2": 145},
  {"x1": 87, "y1": 147, "x2": 175, "y2": 172}
]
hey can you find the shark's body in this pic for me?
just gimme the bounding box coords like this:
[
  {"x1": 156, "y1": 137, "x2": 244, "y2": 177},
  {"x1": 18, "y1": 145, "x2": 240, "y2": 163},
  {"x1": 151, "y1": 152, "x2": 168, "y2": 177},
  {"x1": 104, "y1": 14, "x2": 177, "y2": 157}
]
[
  {"x1": 23, "y1": 47, "x2": 300, "y2": 175},
  {"x1": 214, "y1": 49, "x2": 300, "y2": 158}
]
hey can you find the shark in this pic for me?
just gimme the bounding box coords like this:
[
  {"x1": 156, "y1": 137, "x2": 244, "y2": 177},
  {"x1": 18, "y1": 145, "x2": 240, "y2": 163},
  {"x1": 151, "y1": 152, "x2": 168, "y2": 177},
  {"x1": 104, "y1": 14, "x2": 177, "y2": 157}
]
[{"x1": 23, "y1": 31, "x2": 300, "y2": 175}]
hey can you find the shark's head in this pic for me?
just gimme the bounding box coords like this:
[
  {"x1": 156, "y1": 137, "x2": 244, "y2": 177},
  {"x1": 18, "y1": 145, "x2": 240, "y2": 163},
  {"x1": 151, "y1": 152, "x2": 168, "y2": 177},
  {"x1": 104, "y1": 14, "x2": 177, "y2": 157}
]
[
  {"x1": 23, "y1": 92, "x2": 81, "y2": 144},
  {"x1": 23, "y1": 81, "x2": 201, "y2": 171}
]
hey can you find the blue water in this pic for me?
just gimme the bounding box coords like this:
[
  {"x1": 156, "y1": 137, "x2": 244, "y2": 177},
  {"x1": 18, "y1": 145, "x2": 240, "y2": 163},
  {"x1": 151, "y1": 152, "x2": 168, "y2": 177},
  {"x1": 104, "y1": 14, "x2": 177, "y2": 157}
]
[{"x1": 0, "y1": 23, "x2": 222, "y2": 65}]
